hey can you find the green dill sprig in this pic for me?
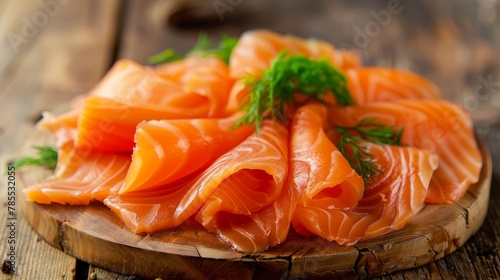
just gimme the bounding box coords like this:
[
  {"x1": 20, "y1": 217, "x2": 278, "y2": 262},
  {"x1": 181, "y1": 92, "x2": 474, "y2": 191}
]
[
  {"x1": 191, "y1": 33, "x2": 239, "y2": 65},
  {"x1": 233, "y1": 51, "x2": 356, "y2": 135},
  {"x1": 9, "y1": 146, "x2": 58, "y2": 171},
  {"x1": 147, "y1": 48, "x2": 183, "y2": 65},
  {"x1": 335, "y1": 118, "x2": 404, "y2": 185},
  {"x1": 147, "y1": 33, "x2": 239, "y2": 65}
]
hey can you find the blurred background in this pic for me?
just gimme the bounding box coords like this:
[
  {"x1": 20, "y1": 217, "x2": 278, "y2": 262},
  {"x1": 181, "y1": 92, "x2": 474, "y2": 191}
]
[{"x1": 0, "y1": 0, "x2": 499, "y2": 279}]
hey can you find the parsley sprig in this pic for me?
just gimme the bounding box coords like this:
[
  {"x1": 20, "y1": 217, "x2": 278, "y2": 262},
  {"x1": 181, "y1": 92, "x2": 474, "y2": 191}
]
[
  {"x1": 335, "y1": 118, "x2": 404, "y2": 185},
  {"x1": 233, "y1": 51, "x2": 356, "y2": 135},
  {"x1": 148, "y1": 33, "x2": 239, "y2": 65}
]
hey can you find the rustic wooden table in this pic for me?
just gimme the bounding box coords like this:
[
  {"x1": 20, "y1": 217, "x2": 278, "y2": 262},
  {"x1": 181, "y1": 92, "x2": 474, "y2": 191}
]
[{"x1": 1, "y1": 0, "x2": 499, "y2": 279}]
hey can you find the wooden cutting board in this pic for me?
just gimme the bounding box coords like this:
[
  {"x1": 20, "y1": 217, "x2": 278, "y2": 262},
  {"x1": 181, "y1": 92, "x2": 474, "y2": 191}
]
[{"x1": 19, "y1": 131, "x2": 492, "y2": 279}]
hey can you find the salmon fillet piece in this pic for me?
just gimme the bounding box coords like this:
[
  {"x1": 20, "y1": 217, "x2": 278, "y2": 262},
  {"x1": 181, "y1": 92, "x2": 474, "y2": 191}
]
[
  {"x1": 293, "y1": 142, "x2": 439, "y2": 245},
  {"x1": 23, "y1": 141, "x2": 131, "y2": 205},
  {"x1": 328, "y1": 99, "x2": 482, "y2": 203},
  {"x1": 120, "y1": 113, "x2": 253, "y2": 193}
]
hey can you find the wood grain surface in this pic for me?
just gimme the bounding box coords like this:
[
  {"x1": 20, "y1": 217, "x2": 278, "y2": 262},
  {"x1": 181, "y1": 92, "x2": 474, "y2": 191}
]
[
  {"x1": 2, "y1": 0, "x2": 500, "y2": 279},
  {"x1": 0, "y1": 1, "x2": 122, "y2": 279}
]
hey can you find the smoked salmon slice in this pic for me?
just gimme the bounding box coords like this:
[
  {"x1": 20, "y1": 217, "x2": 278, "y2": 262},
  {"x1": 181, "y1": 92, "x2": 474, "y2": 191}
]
[
  {"x1": 196, "y1": 175, "x2": 295, "y2": 253},
  {"x1": 104, "y1": 177, "x2": 195, "y2": 233},
  {"x1": 328, "y1": 99, "x2": 482, "y2": 204},
  {"x1": 346, "y1": 68, "x2": 442, "y2": 104},
  {"x1": 76, "y1": 57, "x2": 232, "y2": 152},
  {"x1": 156, "y1": 57, "x2": 233, "y2": 117},
  {"x1": 230, "y1": 29, "x2": 361, "y2": 79},
  {"x1": 37, "y1": 95, "x2": 86, "y2": 148},
  {"x1": 292, "y1": 142, "x2": 439, "y2": 245},
  {"x1": 192, "y1": 122, "x2": 289, "y2": 252},
  {"x1": 120, "y1": 113, "x2": 253, "y2": 193},
  {"x1": 37, "y1": 59, "x2": 186, "y2": 150},
  {"x1": 226, "y1": 30, "x2": 361, "y2": 114},
  {"x1": 290, "y1": 103, "x2": 364, "y2": 210},
  {"x1": 104, "y1": 121, "x2": 289, "y2": 252},
  {"x1": 39, "y1": 59, "x2": 148, "y2": 133},
  {"x1": 181, "y1": 121, "x2": 288, "y2": 225},
  {"x1": 76, "y1": 96, "x2": 213, "y2": 152},
  {"x1": 38, "y1": 111, "x2": 78, "y2": 149},
  {"x1": 23, "y1": 141, "x2": 131, "y2": 205},
  {"x1": 21, "y1": 30, "x2": 485, "y2": 254}
]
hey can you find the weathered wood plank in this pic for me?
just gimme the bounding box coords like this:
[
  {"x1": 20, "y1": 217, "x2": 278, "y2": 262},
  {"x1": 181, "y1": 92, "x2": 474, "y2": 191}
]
[
  {"x1": 0, "y1": 0, "x2": 41, "y2": 76},
  {"x1": 1, "y1": 173, "x2": 77, "y2": 280},
  {"x1": 88, "y1": 266, "x2": 132, "y2": 280},
  {"x1": 0, "y1": 1, "x2": 122, "y2": 279},
  {"x1": 0, "y1": 0, "x2": 123, "y2": 166}
]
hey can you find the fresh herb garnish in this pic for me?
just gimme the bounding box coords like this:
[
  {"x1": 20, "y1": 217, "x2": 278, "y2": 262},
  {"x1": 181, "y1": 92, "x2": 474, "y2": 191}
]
[
  {"x1": 335, "y1": 118, "x2": 404, "y2": 185},
  {"x1": 9, "y1": 146, "x2": 57, "y2": 171},
  {"x1": 233, "y1": 51, "x2": 356, "y2": 135},
  {"x1": 190, "y1": 33, "x2": 239, "y2": 64},
  {"x1": 148, "y1": 33, "x2": 239, "y2": 65},
  {"x1": 147, "y1": 48, "x2": 183, "y2": 65}
]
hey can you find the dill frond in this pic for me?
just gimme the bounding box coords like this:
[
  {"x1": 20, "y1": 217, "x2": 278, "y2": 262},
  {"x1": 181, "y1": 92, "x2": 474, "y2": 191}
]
[
  {"x1": 233, "y1": 51, "x2": 355, "y2": 135},
  {"x1": 335, "y1": 119, "x2": 404, "y2": 185},
  {"x1": 9, "y1": 146, "x2": 58, "y2": 171}
]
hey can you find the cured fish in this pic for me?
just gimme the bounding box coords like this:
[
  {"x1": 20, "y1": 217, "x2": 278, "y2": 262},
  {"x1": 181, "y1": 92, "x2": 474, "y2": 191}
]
[
  {"x1": 75, "y1": 96, "x2": 211, "y2": 152},
  {"x1": 75, "y1": 57, "x2": 232, "y2": 152},
  {"x1": 292, "y1": 142, "x2": 438, "y2": 245},
  {"x1": 328, "y1": 99, "x2": 482, "y2": 203},
  {"x1": 192, "y1": 121, "x2": 289, "y2": 252},
  {"x1": 23, "y1": 141, "x2": 130, "y2": 205},
  {"x1": 21, "y1": 29, "x2": 484, "y2": 254},
  {"x1": 230, "y1": 29, "x2": 360, "y2": 79},
  {"x1": 104, "y1": 121, "x2": 289, "y2": 252},
  {"x1": 346, "y1": 68, "x2": 441, "y2": 104},
  {"x1": 155, "y1": 56, "x2": 233, "y2": 117},
  {"x1": 290, "y1": 103, "x2": 364, "y2": 210},
  {"x1": 225, "y1": 30, "x2": 361, "y2": 114},
  {"x1": 289, "y1": 102, "x2": 438, "y2": 244},
  {"x1": 120, "y1": 113, "x2": 253, "y2": 193}
]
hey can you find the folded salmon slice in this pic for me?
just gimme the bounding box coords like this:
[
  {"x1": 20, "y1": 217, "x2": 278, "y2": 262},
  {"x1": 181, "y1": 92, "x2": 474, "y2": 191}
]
[
  {"x1": 180, "y1": 121, "x2": 288, "y2": 219},
  {"x1": 23, "y1": 141, "x2": 131, "y2": 205},
  {"x1": 88, "y1": 58, "x2": 231, "y2": 109},
  {"x1": 292, "y1": 143, "x2": 439, "y2": 245},
  {"x1": 193, "y1": 122, "x2": 289, "y2": 252},
  {"x1": 328, "y1": 99, "x2": 482, "y2": 204},
  {"x1": 346, "y1": 67, "x2": 441, "y2": 104},
  {"x1": 290, "y1": 103, "x2": 364, "y2": 210},
  {"x1": 104, "y1": 121, "x2": 289, "y2": 252},
  {"x1": 120, "y1": 113, "x2": 253, "y2": 193},
  {"x1": 76, "y1": 96, "x2": 214, "y2": 152},
  {"x1": 103, "y1": 177, "x2": 195, "y2": 233},
  {"x1": 38, "y1": 60, "x2": 172, "y2": 134},
  {"x1": 37, "y1": 94, "x2": 86, "y2": 148},
  {"x1": 230, "y1": 29, "x2": 361, "y2": 79},
  {"x1": 226, "y1": 30, "x2": 361, "y2": 114},
  {"x1": 75, "y1": 57, "x2": 232, "y2": 152},
  {"x1": 156, "y1": 57, "x2": 233, "y2": 117},
  {"x1": 37, "y1": 112, "x2": 78, "y2": 149},
  {"x1": 196, "y1": 174, "x2": 295, "y2": 253}
]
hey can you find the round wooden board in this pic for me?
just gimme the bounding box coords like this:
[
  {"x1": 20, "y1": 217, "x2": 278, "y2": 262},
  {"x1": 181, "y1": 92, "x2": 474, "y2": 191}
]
[{"x1": 20, "y1": 131, "x2": 492, "y2": 280}]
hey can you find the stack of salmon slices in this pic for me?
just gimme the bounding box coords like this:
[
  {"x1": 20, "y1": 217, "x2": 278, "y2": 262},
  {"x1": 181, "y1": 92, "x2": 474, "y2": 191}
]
[{"x1": 23, "y1": 30, "x2": 482, "y2": 253}]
